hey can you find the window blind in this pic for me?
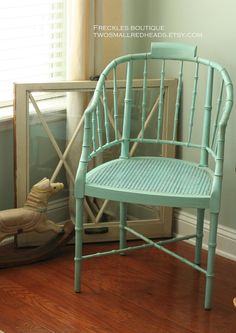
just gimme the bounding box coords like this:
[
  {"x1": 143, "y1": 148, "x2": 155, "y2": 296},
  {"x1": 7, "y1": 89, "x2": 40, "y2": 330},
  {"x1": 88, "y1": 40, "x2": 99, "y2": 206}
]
[{"x1": 0, "y1": 0, "x2": 66, "y2": 107}]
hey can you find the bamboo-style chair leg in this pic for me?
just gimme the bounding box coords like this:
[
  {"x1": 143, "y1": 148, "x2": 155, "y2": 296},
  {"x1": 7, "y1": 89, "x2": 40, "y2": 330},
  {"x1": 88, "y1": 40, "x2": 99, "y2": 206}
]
[
  {"x1": 195, "y1": 208, "x2": 205, "y2": 265},
  {"x1": 120, "y1": 202, "x2": 127, "y2": 255},
  {"x1": 204, "y1": 212, "x2": 219, "y2": 310},
  {"x1": 74, "y1": 198, "x2": 84, "y2": 292}
]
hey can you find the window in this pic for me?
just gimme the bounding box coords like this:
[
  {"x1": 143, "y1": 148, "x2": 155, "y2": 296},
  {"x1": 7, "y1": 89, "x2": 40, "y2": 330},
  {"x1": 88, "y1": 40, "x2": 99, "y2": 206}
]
[{"x1": 0, "y1": 0, "x2": 66, "y2": 107}]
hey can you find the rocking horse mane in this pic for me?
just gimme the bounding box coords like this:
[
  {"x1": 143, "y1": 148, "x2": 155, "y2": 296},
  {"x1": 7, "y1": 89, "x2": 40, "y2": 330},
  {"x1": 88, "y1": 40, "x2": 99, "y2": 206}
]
[{"x1": 24, "y1": 190, "x2": 48, "y2": 211}]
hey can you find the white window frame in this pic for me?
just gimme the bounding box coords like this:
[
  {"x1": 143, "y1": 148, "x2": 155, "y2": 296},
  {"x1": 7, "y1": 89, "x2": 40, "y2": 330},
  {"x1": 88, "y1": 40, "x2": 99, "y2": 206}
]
[{"x1": 0, "y1": 0, "x2": 67, "y2": 108}]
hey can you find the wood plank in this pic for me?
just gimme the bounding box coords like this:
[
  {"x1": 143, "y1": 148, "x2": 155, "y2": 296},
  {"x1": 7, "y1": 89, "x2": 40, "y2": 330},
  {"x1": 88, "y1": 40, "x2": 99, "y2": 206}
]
[{"x1": 0, "y1": 242, "x2": 235, "y2": 333}]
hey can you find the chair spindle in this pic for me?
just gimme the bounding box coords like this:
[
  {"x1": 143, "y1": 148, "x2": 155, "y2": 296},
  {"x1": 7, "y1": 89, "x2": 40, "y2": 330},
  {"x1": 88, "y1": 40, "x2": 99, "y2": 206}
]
[
  {"x1": 141, "y1": 59, "x2": 148, "y2": 139},
  {"x1": 96, "y1": 99, "x2": 103, "y2": 148},
  {"x1": 211, "y1": 80, "x2": 224, "y2": 150},
  {"x1": 172, "y1": 61, "x2": 184, "y2": 141},
  {"x1": 120, "y1": 60, "x2": 133, "y2": 158},
  {"x1": 103, "y1": 84, "x2": 110, "y2": 143},
  {"x1": 92, "y1": 110, "x2": 97, "y2": 152},
  {"x1": 200, "y1": 66, "x2": 214, "y2": 167},
  {"x1": 113, "y1": 66, "x2": 119, "y2": 141},
  {"x1": 157, "y1": 60, "x2": 165, "y2": 140},
  {"x1": 188, "y1": 62, "x2": 199, "y2": 144}
]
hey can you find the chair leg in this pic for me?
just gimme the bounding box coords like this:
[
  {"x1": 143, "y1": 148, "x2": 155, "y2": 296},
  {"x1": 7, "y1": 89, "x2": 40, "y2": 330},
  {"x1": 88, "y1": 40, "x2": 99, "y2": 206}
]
[
  {"x1": 120, "y1": 202, "x2": 127, "y2": 255},
  {"x1": 204, "y1": 212, "x2": 219, "y2": 310},
  {"x1": 74, "y1": 198, "x2": 84, "y2": 292},
  {"x1": 195, "y1": 208, "x2": 205, "y2": 265}
]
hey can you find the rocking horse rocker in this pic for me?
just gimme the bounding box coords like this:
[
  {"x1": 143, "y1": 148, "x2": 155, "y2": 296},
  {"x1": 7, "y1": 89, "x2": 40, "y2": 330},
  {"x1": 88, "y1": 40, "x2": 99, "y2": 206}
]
[{"x1": 0, "y1": 178, "x2": 74, "y2": 268}]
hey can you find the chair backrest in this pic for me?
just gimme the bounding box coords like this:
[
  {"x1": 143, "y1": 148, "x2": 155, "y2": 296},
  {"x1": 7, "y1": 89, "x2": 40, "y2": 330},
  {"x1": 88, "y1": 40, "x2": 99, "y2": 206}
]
[{"x1": 80, "y1": 42, "x2": 233, "y2": 172}]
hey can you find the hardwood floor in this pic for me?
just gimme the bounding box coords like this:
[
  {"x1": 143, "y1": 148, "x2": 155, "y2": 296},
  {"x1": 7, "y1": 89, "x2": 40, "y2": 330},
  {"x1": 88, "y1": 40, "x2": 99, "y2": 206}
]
[{"x1": 0, "y1": 241, "x2": 235, "y2": 333}]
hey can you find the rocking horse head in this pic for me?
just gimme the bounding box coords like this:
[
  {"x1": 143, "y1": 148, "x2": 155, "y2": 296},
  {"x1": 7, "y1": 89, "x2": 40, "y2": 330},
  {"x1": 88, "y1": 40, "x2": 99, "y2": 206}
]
[
  {"x1": 24, "y1": 178, "x2": 64, "y2": 211},
  {"x1": 32, "y1": 178, "x2": 64, "y2": 195}
]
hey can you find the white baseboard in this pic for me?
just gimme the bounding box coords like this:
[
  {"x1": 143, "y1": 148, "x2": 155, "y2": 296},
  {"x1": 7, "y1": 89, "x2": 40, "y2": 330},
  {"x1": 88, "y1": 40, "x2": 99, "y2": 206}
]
[{"x1": 174, "y1": 209, "x2": 236, "y2": 261}]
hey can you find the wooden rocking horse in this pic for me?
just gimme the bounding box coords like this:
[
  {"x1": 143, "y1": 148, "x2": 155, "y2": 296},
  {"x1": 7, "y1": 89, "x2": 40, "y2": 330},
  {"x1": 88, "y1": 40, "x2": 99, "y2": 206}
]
[{"x1": 0, "y1": 178, "x2": 74, "y2": 267}]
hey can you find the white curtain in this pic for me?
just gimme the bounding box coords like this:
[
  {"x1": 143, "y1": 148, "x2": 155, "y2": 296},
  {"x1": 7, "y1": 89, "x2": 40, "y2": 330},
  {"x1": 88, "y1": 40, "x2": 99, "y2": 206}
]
[{"x1": 66, "y1": 0, "x2": 94, "y2": 221}]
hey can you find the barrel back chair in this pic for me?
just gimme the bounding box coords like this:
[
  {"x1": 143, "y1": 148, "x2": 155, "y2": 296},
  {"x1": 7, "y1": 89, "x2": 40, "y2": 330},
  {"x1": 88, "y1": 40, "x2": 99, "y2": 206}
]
[{"x1": 74, "y1": 43, "x2": 233, "y2": 309}]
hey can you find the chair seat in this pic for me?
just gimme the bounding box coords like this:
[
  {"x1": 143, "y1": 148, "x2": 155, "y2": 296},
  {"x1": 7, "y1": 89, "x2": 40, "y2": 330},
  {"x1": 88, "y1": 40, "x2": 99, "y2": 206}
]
[{"x1": 85, "y1": 157, "x2": 214, "y2": 208}]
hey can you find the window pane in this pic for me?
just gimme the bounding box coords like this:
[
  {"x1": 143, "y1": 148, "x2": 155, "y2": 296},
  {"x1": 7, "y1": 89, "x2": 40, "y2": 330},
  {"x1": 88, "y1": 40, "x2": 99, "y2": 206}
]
[{"x1": 0, "y1": 0, "x2": 66, "y2": 106}]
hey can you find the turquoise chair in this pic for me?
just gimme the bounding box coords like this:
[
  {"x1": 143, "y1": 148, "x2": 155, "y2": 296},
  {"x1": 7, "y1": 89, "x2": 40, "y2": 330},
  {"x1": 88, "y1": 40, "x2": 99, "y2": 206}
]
[{"x1": 74, "y1": 43, "x2": 233, "y2": 310}]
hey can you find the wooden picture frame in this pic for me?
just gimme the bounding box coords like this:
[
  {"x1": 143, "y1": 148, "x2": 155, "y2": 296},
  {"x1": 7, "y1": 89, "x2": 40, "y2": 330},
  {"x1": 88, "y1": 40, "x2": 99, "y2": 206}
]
[{"x1": 14, "y1": 79, "x2": 177, "y2": 244}]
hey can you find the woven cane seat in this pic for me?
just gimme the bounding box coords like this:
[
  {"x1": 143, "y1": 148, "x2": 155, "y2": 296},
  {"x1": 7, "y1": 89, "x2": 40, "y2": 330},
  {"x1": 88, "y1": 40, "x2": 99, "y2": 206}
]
[{"x1": 85, "y1": 157, "x2": 213, "y2": 207}]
